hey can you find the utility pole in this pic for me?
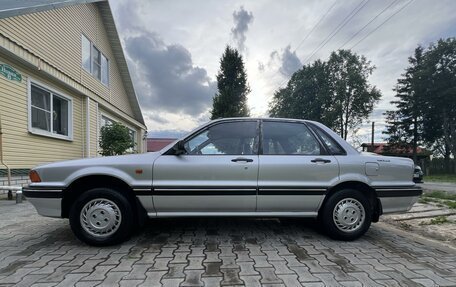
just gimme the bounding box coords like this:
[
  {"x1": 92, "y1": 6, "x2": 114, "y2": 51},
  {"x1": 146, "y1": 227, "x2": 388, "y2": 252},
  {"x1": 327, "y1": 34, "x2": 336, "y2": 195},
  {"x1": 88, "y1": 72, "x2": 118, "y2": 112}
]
[{"x1": 371, "y1": 122, "x2": 375, "y2": 152}]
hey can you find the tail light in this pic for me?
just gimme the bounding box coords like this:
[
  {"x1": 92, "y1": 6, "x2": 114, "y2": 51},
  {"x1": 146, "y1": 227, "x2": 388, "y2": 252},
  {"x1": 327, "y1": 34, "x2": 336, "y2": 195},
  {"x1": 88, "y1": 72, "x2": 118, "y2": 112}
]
[{"x1": 29, "y1": 170, "x2": 41, "y2": 183}]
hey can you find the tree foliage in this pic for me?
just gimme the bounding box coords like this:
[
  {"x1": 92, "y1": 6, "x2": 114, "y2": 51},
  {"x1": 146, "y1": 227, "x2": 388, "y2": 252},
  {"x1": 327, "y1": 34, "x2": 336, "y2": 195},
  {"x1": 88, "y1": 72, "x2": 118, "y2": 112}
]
[
  {"x1": 211, "y1": 46, "x2": 250, "y2": 119},
  {"x1": 99, "y1": 122, "x2": 134, "y2": 156},
  {"x1": 384, "y1": 38, "x2": 456, "y2": 171},
  {"x1": 269, "y1": 49, "x2": 381, "y2": 140},
  {"x1": 383, "y1": 47, "x2": 425, "y2": 162}
]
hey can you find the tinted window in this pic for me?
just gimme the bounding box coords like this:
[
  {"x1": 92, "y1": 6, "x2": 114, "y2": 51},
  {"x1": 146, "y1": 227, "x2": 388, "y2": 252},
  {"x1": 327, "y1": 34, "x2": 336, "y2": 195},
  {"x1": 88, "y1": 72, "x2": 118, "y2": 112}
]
[
  {"x1": 312, "y1": 125, "x2": 346, "y2": 155},
  {"x1": 185, "y1": 121, "x2": 257, "y2": 155},
  {"x1": 262, "y1": 121, "x2": 321, "y2": 155}
]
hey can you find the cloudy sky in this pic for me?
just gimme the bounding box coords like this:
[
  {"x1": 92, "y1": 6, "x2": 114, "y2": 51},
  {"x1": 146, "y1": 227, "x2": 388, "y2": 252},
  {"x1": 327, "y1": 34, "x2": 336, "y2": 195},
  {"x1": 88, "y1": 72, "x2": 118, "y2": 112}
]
[{"x1": 110, "y1": 0, "x2": 456, "y2": 144}]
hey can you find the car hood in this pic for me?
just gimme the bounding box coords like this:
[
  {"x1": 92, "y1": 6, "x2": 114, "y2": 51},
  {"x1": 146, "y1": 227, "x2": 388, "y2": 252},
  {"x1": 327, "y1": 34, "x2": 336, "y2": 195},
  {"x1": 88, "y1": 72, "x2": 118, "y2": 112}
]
[{"x1": 34, "y1": 152, "x2": 161, "y2": 170}]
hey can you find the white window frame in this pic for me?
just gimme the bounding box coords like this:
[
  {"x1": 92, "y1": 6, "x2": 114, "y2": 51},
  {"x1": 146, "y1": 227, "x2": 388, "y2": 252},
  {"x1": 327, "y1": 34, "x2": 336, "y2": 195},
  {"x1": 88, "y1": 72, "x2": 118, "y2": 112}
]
[
  {"x1": 28, "y1": 79, "x2": 73, "y2": 141},
  {"x1": 99, "y1": 113, "x2": 137, "y2": 153},
  {"x1": 81, "y1": 34, "x2": 109, "y2": 87}
]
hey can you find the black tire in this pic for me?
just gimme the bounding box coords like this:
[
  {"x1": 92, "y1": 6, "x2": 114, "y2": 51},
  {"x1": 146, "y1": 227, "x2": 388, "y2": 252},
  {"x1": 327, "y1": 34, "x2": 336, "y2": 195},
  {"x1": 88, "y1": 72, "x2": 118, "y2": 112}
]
[
  {"x1": 320, "y1": 189, "x2": 372, "y2": 241},
  {"x1": 69, "y1": 188, "x2": 134, "y2": 246}
]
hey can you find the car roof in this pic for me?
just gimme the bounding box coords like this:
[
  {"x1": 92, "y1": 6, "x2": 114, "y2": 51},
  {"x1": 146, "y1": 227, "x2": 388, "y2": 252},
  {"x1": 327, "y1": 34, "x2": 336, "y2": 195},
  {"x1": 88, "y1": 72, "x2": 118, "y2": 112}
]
[{"x1": 209, "y1": 117, "x2": 310, "y2": 123}]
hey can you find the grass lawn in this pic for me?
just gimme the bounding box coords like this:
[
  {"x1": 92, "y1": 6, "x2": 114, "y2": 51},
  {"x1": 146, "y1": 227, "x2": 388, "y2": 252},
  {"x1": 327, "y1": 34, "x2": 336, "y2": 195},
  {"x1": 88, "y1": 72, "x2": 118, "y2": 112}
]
[
  {"x1": 424, "y1": 174, "x2": 456, "y2": 183},
  {"x1": 419, "y1": 190, "x2": 456, "y2": 209}
]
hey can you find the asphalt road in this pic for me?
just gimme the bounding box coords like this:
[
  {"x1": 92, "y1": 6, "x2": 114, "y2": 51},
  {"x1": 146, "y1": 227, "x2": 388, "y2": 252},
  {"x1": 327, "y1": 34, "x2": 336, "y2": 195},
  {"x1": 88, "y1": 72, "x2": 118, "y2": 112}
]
[
  {"x1": 1, "y1": 200, "x2": 456, "y2": 287},
  {"x1": 419, "y1": 182, "x2": 456, "y2": 194}
]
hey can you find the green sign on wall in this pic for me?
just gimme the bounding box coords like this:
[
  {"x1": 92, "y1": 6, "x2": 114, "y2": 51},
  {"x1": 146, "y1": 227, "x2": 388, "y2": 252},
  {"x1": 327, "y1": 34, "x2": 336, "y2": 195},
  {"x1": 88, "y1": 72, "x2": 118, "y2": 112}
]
[{"x1": 0, "y1": 63, "x2": 22, "y2": 82}]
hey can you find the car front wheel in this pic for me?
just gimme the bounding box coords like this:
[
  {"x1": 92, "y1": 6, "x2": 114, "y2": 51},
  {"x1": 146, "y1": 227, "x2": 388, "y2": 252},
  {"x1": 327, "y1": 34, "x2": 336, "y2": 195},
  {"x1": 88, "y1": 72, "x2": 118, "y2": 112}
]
[
  {"x1": 320, "y1": 189, "x2": 372, "y2": 241},
  {"x1": 69, "y1": 188, "x2": 134, "y2": 246}
]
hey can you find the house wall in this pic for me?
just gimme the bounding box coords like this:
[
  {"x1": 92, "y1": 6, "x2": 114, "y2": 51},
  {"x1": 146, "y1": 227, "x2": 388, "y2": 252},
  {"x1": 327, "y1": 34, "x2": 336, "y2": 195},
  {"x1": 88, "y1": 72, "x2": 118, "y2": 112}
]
[
  {"x1": 0, "y1": 2, "x2": 146, "y2": 179},
  {"x1": 0, "y1": 3, "x2": 133, "y2": 115},
  {"x1": 0, "y1": 55, "x2": 85, "y2": 169}
]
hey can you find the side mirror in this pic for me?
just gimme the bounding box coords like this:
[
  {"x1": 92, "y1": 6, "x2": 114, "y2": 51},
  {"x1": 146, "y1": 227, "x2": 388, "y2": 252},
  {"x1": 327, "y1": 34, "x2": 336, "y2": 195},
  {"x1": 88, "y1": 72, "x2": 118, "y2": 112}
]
[{"x1": 174, "y1": 140, "x2": 187, "y2": 155}]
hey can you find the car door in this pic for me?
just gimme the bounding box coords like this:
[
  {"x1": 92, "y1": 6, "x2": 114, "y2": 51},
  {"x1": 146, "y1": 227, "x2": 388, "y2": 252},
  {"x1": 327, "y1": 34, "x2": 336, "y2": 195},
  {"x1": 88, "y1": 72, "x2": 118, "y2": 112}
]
[
  {"x1": 152, "y1": 120, "x2": 259, "y2": 213},
  {"x1": 257, "y1": 120, "x2": 339, "y2": 214}
]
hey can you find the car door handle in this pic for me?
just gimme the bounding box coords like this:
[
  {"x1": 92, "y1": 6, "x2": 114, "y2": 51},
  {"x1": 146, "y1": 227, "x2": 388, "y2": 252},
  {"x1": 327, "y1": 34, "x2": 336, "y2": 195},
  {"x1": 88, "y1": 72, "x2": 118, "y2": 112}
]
[
  {"x1": 311, "y1": 158, "x2": 331, "y2": 163},
  {"x1": 231, "y1": 157, "x2": 253, "y2": 163}
]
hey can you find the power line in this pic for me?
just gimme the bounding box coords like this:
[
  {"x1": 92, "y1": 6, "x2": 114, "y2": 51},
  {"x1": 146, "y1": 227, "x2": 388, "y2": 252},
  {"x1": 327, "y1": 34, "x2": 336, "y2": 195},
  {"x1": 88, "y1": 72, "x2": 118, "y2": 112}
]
[
  {"x1": 273, "y1": 0, "x2": 371, "y2": 92},
  {"x1": 272, "y1": 0, "x2": 338, "y2": 91},
  {"x1": 293, "y1": 1, "x2": 338, "y2": 53},
  {"x1": 302, "y1": 0, "x2": 371, "y2": 65},
  {"x1": 350, "y1": 0, "x2": 415, "y2": 49},
  {"x1": 339, "y1": 0, "x2": 400, "y2": 49}
]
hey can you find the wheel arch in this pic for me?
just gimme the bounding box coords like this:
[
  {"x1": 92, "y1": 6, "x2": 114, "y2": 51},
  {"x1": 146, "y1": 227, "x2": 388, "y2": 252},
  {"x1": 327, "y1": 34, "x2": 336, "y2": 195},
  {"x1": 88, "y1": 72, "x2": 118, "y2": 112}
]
[
  {"x1": 61, "y1": 174, "x2": 145, "y2": 220},
  {"x1": 320, "y1": 181, "x2": 382, "y2": 222}
]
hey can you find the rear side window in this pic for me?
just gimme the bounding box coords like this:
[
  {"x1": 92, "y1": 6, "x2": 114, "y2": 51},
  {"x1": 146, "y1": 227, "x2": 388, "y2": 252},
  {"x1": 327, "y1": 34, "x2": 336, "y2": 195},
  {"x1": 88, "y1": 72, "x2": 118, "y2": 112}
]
[
  {"x1": 262, "y1": 121, "x2": 321, "y2": 155},
  {"x1": 311, "y1": 125, "x2": 346, "y2": 155}
]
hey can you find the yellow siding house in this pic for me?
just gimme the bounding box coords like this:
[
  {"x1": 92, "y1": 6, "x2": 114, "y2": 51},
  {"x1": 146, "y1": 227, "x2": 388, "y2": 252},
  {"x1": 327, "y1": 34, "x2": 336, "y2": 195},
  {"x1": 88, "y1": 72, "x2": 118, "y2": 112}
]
[{"x1": 0, "y1": 0, "x2": 147, "y2": 187}]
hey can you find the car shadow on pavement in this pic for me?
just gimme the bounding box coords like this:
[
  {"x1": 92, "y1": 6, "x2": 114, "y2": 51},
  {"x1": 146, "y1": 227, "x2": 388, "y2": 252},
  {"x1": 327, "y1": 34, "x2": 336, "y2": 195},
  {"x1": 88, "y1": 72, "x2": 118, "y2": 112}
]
[{"x1": 130, "y1": 217, "x2": 324, "y2": 247}]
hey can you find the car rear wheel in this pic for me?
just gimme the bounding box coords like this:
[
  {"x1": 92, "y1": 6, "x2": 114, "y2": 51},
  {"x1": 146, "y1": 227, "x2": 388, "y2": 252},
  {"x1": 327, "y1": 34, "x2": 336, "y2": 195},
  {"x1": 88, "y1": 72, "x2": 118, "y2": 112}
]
[
  {"x1": 69, "y1": 188, "x2": 134, "y2": 246},
  {"x1": 320, "y1": 189, "x2": 372, "y2": 241}
]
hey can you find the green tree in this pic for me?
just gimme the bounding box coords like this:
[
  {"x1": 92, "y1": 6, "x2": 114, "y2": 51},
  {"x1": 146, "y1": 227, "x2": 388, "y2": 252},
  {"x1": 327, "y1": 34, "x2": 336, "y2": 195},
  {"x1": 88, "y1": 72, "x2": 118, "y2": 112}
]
[
  {"x1": 269, "y1": 49, "x2": 381, "y2": 140},
  {"x1": 211, "y1": 46, "x2": 250, "y2": 119},
  {"x1": 421, "y1": 38, "x2": 456, "y2": 172},
  {"x1": 384, "y1": 38, "x2": 456, "y2": 172},
  {"x1": 327, "y1": 50, "x2": 381, "y2": 140},
  {"x1": 269, "y1": 60, "x2": 336, "y2": 126},
  {"x1": 99, "y1": 122, "x2": 134, "y2": 156},
  {"x1": 384, "y1": 47, "x2": 425, "y2": 163}
]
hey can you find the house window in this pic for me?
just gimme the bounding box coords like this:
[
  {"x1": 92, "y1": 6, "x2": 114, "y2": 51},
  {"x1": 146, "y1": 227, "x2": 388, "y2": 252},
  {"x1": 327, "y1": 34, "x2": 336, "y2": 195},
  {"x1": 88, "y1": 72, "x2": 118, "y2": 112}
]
[
  {"x1": 81, "y1": 35, "x2": 91, "y2": 72},
  {"x1": 101, "y1": 54, "x2": 109, "y2": 85},
  {"x1": 30, "y1": 82, "x2": 72, "y2": 140},
  {"x1": 101, "y1": 115, "x2": 115, "y2": 127},
  {"x1": 128, "y1": 128, "x2": 137, "y2": 152},
  {"x1": 92, "y1": 46, "x2": 101, "y2": 80},
  {"x1": 81, "y1": 34, "x2": 109, "y2": 86}
]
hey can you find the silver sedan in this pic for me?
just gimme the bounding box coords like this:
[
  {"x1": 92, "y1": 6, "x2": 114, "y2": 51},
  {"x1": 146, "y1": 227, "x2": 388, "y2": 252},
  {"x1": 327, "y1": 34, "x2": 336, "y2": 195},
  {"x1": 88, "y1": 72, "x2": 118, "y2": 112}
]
[{"x1": 23, "y1": 118, "x2": 422, "y2": 246}]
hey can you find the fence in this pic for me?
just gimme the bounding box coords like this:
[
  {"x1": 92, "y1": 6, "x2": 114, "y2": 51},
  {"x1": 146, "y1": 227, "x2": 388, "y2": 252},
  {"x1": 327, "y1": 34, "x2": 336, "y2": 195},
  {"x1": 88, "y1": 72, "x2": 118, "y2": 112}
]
[{"x1": 427, "y1": 158, "x2": 456, "y2": 175}]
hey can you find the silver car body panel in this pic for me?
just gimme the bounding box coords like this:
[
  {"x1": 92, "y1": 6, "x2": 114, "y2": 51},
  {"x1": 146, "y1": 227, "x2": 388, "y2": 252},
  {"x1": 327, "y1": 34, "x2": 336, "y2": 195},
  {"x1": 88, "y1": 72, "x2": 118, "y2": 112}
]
[
  {"x1": 152, "y1": 154, "x2": 258, "y2": 212},
  {"x1": 23, "y1": 118, "x2": 421, "y2": 219},
  {"x1": 27, "y1": 198, "x2": 62, "y2": 217}
]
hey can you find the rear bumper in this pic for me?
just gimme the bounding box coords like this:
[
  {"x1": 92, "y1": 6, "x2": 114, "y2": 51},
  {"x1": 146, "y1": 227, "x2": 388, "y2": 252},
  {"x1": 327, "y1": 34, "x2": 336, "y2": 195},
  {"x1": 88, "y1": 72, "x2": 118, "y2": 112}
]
[
  {"x1": 23, "y1": 187, "x2": 62, "y2": 218},
  {"x1": 375, "y1": 186, "x2": 422, "y2": 214}
]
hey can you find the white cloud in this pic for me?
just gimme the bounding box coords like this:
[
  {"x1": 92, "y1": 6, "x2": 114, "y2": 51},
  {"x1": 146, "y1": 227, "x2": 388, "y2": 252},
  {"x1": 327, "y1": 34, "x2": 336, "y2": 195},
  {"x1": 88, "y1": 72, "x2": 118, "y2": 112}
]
[{"x1": 111, "y1": 0, "x2": 456, "y2": 139}]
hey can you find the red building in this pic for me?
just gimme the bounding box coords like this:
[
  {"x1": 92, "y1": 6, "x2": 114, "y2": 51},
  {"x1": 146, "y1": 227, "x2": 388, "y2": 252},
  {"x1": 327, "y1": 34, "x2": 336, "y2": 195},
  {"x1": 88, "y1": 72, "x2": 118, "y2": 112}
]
[{"x1": 147, "y1": 138, "x2": 177, "y2": 152}]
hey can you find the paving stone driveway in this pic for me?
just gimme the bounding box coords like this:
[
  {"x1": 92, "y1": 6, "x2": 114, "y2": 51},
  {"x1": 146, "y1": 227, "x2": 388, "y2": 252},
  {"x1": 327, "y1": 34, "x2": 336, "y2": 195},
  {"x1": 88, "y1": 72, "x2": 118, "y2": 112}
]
[{"x1": 1, "y1": 201, "x2": 456, "y2": 287}]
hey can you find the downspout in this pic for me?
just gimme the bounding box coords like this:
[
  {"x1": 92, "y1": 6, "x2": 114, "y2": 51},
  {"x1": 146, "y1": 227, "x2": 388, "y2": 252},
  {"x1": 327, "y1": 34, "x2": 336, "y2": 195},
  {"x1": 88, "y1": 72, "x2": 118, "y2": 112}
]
[
  {"x1": 86, "y1": 96, "x2": 90, "y2": 158},
  {"x1": 0, "y1": 114, "x2": 12, "y2": 200}
]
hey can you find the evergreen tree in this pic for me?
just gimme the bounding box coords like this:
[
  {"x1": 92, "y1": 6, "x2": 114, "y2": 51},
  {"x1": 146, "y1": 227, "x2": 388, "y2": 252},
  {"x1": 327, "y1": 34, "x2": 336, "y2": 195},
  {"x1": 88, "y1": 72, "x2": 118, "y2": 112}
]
[
  {"x1": 211, "y1": 46, "x2": 250, "y2": 119},
  {"x1": 383, "y1": 47, "x2": 425, "y2": 163}
]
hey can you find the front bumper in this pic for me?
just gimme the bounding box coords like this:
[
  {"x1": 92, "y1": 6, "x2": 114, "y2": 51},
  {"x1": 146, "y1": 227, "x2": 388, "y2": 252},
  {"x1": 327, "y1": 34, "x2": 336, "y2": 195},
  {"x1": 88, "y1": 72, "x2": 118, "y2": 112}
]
[
  {"x1": 375, "y1": 186, "x2": 422, "y2": 214},
  {"x1": 23, "y1": 187, "x2": 63, "y2": 218}
]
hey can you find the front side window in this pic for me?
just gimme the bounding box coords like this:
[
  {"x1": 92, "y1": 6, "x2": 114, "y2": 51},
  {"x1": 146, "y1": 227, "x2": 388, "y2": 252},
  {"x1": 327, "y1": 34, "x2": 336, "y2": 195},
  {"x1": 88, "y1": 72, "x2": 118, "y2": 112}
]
[
  {"x1": 185, "y1": 121, "x2": 258, "y2": 155},
  {"x1": 262, "y1": 121, "x2": 321, "y2": 155},
  {"x1": 30, "y1": 83, "x2": 71, "y2": 139}
]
